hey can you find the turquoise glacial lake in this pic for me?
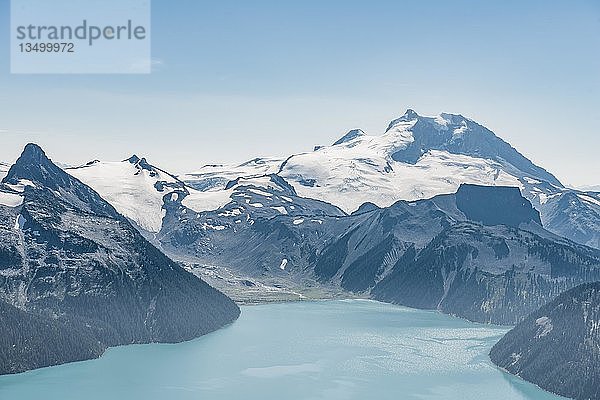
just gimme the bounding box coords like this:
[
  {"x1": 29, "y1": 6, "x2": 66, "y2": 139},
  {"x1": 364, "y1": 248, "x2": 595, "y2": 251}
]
[{"x1": 0, "y1": 300, "x2": 564, "y2": 400}]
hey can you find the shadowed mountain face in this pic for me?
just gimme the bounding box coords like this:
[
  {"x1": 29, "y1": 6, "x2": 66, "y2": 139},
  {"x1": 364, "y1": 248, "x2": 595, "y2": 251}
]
[
  {"x1": 490, "y1": 282, "x2": 600, "y2": 400},
  {"x1": 539, "y1": 191, "x2": 600, "y2": 249},
  {"x1": 455, "y1": 184, "x2": 542, "y2": 227},
  {"x1": 387, "y1": 111, "x2": 562, "y2": 187},
  {"x1": 369, "y1": 221, "x2": 600, "y2": 324},
  {"x1": 0, "y1": 144, "x2": 239, "y2": 375},
  {"x1": 158, "y1": 179, "x2": 600, "y2": 325}
]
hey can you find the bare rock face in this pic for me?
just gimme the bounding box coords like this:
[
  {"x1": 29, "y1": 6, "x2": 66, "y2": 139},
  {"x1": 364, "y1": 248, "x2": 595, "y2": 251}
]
[{"x1": 455, "y1": 184, "x2": 541, "y2": 227}]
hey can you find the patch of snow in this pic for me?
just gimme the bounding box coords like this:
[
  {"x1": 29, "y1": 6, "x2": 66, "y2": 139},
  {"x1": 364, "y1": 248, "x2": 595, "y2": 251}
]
[
  {"x1": 272, "y1": 206, "x2": 288, "y2": 214},
  {"x1": 183, "y1": 187, "x2": 234, "y2": 214},
  {"x1": 577, "y1": 194, "x2": 600, "y2": 207},
  {"x1": 218, "y1": 208, "x2": 244, "y2": 217},
  {"x1": 452, "y1": 121, "x2": 468, "y2": 137},
  {"x1": 524, "y1": 177, "x2": 542, "y2": 185},
  {"x1": 202, "y1": 223, "x2": 227, "y2": 231},
  {"x1": 249, "y1": 202, "x2": 264, "y2": 208},
  {"x1": 5, "y1": 179, "x2": 37, "y2": 193},
  {"x1": 0, "y1": 191, "x2": 23, "y2": 208},
  {"x1": 434, "y1": 115, "x2": 450, "y2": 128},
  {"x1": 13, "y1": 214, "x2": 26, "y2": 230},
  {"x1": 535, "y1": 316, "x2": 553, "y2": 338},
  {"x1": 538, "y1": 192, "x2": 561, "y2": 205},
  {"x1": 293, "y1": 218, "x2": 304, "y2": 225},
  {"x1": 279, "y1": 258, "x2": 288, "y2": 270},
  {"x1": 248, "y1": 188, "x2": 273, "y2": 197}
]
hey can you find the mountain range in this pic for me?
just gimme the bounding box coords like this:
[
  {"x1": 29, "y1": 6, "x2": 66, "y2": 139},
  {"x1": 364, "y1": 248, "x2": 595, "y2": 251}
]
[
  {"x1": 62, "y1": 110, "x2": 599, "y2": 250},
  {"x1": 1, "y1": 109, "x2": 598, "y2": 396},
  {"x1": 188, "y1": 110, "x2": 600, "y2": 249},
  {"x1": 57, "y1": 110, "x2": 600, "y2": 324},
  {"x1": 158, "y1": 179, "x2": 600, "y2": 324}
]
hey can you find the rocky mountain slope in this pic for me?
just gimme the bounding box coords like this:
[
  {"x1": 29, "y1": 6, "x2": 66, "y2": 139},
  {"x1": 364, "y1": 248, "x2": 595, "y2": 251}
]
[
  {"x1": 0, "y1": 144, "x2": 240, "y2": 374},
  {"x1": 490, "y1": 282, "x2": 600, "y2": 400},
  {"x1": 537, "y1": 190, "x2": 600, "y2": 250},
  {"x1": 157, "y1": 179, "x2": 600, "y2": 324},
  {"x1": 0, "y1": 162, "x2": 9, "y2": 181}
]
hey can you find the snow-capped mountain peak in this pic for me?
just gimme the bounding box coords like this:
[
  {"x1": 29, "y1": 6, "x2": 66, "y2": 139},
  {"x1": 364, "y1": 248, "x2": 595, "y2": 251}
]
[
  {"x1": 170, "y1": 109, "x2": 598, "y2": 248},
  {"x1": 124, "y1": 154, "x2": 164, "y2": 177},
  {"x1": 333, "y1": 129, "x2": 366, "y2": 146},
  {"x1": 385, "y1": 108, "x2": 420, "y2": 130},
  {"x1": 382, "y1": 110, "x2": 562, "y2": 186},
  {"x1": 67, "y1": 154, "x2": 263, "y2": 233},
  {"x1": 1, "y1": 143, "x2": 117, "y2": 217},
  {"x1": 125, "y1": 154, "x2": 141, "y2": 163},
  {"x1": 275, "y1": 110, "x2": 546, "y2": 212}
]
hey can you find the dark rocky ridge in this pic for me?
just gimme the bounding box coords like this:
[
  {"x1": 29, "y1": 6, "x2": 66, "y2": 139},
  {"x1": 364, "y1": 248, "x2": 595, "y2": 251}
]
[
  {"x1": 455, "y1": 184, "x2": 542, "y2": 227},
  {"x1": 371, "y1": 222, "x2": 600, "y2": 324}
]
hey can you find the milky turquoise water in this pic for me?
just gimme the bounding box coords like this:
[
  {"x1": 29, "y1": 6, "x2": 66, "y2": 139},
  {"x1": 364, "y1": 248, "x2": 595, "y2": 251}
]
[{"x1": 0, "y1": 300, "x2": 564, "y2": 400}]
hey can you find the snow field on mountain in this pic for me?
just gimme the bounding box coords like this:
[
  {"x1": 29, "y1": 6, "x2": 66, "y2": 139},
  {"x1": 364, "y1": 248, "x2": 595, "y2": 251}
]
[
  {"x1": 280, "y1": 148, "x2": 522, "y2": 213},
  {"x1": 68, "y1": 161, "x2": 175, "y2": 232}
]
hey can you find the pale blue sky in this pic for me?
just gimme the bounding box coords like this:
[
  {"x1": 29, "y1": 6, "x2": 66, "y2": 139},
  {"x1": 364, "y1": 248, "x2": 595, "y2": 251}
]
[{"x1": 0, "y1": 0, "x2": 598, "y2": 185}]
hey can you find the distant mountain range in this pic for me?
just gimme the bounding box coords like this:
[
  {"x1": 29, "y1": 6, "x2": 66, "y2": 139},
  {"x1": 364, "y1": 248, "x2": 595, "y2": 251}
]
[
  {"x1": 184, "y1": 110, "x2": 600, "y2": 249},
  {"x1": 60, "y1": 110, "x2": 599, "y2": 249},
  {"x1": 51, "y1": 110, "x2": 599, "y2": 323},
  {"x1": 575, "y1": 184, "x2": 600, "y2": 192}
]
